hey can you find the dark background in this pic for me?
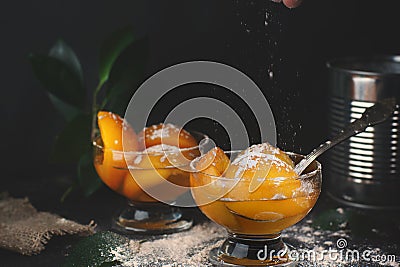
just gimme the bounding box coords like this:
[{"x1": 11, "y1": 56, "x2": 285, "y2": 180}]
[
  {"x1": 1, "y1": 1, "x2": 400, "y2": 265},
  {"x1": 1, "y1": 0, "x2": 400, "y2": 188}
]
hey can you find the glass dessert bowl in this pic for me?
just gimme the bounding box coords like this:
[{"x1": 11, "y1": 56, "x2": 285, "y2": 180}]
[
  {"x1": 93, "y1": 111, "x2": 206, "y2": 234},
  {"x1": 190, "y1": 144, "x2": 322, "y2": 266}
]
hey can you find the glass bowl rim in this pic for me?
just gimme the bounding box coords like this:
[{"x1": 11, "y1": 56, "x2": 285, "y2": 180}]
[
  {"x1": 92, "y1": 130, "x2": 210, "y2": 156},
  {"x1": 190, "y1": 150, "x2": 322, "y2": 181}
]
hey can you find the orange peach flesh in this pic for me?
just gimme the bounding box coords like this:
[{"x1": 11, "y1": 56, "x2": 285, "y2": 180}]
[
  {"x1": 95, "y1": 113, "x2": 198, "y2": 202},
  {"x1": 191, "y1": 143, "x2": 318, "y2": 235}
]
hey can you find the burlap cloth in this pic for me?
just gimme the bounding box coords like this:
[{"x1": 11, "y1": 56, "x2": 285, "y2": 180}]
[{"x1": 0, "y1": 195, "x2": 95, "y2": 255}]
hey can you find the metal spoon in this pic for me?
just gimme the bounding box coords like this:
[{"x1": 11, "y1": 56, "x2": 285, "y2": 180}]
[{"x1": 294, "y1": 98, "x2": 397, "y2": 175}]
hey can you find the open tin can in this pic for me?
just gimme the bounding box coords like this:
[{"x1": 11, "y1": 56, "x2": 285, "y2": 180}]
[{"x1": 327, "y1": 56, "x2": 400, "y2": 210}]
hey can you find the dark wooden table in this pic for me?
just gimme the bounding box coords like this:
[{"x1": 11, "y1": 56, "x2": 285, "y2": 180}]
[{"x1": 1, "y1": 175, "x2": 399, "y2": 266}]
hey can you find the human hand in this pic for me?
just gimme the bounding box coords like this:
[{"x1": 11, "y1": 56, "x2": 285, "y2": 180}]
[{"x1": 272, "y1": 0, "x2": 302, "y2": 8}]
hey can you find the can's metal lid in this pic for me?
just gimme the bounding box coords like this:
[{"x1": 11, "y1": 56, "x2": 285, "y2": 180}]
[{"x1": 327, "y1": 56, "x2": 400, "y2": 76}]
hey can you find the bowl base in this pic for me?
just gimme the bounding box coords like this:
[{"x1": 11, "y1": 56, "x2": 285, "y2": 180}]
[
  {"x1": 209, "y1": 233, "x2": 295, "y2": 266},
  {"x1": 112, "y1": 201, "x2": 192, "y2": 235}
]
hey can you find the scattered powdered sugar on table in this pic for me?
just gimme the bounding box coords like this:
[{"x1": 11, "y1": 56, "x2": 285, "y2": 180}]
[
  {"x1": 107, "y1": 218, "x2": 398, "y2": 267},
  {"x1": 284, "y1": 220, "x2": 399, "y2": 267},
  {"x1": 111, "y1": 223, "x2": 226, "y2": 267}
]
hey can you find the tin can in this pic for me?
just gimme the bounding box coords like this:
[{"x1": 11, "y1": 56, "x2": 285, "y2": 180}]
[{"x1": 327, "y1": 56, "x2": 400, "y2": 209}]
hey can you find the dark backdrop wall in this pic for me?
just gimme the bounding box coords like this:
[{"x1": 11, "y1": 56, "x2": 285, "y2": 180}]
[{"x1": 2, "y1": 0, "x2": 400, "y2": 185}]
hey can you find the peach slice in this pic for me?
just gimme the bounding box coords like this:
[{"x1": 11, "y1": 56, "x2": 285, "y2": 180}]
[
  {"x1": 95, "y1": 111, "x2": 139, "y2": 195},
  {"x1": 190, "y1": 147, "x2": 230, "y2": 193},
  {"x1": 121, "y1": 172, "x2": 157, "y2": 202},
  {"x1": 138, "y1": 123, "x2": 197, "y2": 150},
  {"x1": 97, "y1": 111, "x2": 139, "y2": 152},
  {"x1": 94, "y1": 146, "x2": 126, "y2": 192},
  {"x1": 225, "y1": 197, "x2": 311, "y2": 222},
  {"x1": 222, "y1": 143, "x2": 302, "y2": 220},
  {"x1": 195, "y1": 147, "x2": 230, "y2": 175}
]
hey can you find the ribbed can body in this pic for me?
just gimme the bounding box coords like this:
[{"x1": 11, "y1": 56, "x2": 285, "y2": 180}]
[{"x1": 327, "y1": 56, "x2": 400, "y2": 209}]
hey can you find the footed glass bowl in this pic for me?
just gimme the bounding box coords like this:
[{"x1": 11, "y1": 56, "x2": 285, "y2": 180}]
[
  {"x1": 93, "y1": 132, "x2": 207, "y2": 234},
  {"x1": 190, "y1": 152, "x2": 321, "y2": 266}
]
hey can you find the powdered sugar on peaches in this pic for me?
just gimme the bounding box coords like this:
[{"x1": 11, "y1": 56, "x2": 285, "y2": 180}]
[
  {"x1": 230, "y1": 143, "x2": 293, "y2": 178},
  {"x1": 145, "y1": 144, "x2": 180, "y2": 153},
  {"x1": 142, "y1": 123, "x2": 190, "y2": 141}
]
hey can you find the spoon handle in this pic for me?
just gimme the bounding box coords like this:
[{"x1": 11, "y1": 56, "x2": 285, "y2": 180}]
[{"x1": 294, "y1": 98, "x2": 397, "y2": 175}]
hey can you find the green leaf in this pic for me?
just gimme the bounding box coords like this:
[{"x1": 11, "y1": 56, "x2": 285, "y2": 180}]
[
  {"x1": 48, "y1": 93, "x2": 80, "y2": 121},
  {"x1": 63, "y1": 231, "x2": 129, "y2": 267},
  {"x1": 78, "y1": 152, "x2": 102, "y2": 197},
  {"x1": 104, "y1": 37, "x2": 148, "y2": 115},
  {"x1": 98, "y1": 26, "x2": 135, "y2": 85},
  {"x1": 312, "y1": 208, "x2": 349, "y2": 231},
  {"x1": 51, "y1": 113, "x2": 91, "y2": 163},
  {"x1": 29, "y1": 54, "x2": 86, "y2": 108},
  {"x1": 49, "y1": 39, "x2": 84, "y2": 83}
]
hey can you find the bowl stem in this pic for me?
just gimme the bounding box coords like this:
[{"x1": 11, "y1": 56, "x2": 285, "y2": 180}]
[{"x1": 209, "y1": 232, "x2": 294, "y2": 266}]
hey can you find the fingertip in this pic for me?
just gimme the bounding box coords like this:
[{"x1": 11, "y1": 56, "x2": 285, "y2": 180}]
[{"x1": 283, "y1": 0, "x2": 302, "y2": 8}]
